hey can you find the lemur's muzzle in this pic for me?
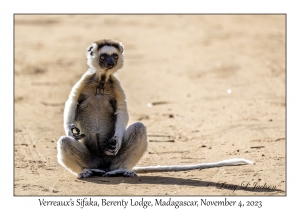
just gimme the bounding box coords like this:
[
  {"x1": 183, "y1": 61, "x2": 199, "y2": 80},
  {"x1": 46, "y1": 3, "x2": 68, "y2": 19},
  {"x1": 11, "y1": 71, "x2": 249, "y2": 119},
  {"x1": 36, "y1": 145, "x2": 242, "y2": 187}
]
[{"x1": 106, "y1": 57, "x2": 115, "y2": 69}]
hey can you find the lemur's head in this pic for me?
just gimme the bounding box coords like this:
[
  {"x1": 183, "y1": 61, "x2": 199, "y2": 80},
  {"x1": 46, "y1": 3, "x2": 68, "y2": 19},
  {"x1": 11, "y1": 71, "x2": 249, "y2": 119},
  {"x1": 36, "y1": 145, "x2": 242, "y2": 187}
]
[{"x1": 86, "y1": 39, "x2": 124, "y2": 75}]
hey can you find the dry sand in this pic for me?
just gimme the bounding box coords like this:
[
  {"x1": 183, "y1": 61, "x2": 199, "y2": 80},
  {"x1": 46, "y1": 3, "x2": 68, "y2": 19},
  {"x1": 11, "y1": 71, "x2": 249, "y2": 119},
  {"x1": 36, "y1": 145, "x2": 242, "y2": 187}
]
[{"x1": 14, "y1": 15, "x2": 285, "y2": 196}]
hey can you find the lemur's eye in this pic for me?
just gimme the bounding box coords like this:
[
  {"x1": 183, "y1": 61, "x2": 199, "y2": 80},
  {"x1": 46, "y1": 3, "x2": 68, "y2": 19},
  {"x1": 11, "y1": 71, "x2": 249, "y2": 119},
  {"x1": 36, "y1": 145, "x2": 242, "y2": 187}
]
[
  {"x1": 100, "y1": 55, "x2": 105, "y2": 60},
  {"x1": 112, "y1": 54, "x2": 118, "y2": 60}
]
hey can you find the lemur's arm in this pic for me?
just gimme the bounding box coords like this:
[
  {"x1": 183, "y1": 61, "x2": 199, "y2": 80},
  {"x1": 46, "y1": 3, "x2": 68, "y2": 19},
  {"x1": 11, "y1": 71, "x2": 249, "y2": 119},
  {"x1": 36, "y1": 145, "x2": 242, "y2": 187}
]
[
  {"x1": 63, "y1": 70, "x2": 95, "y2": 137},
  {"x1": 106, "y1": 75, "x2": 129, "y2": 155}
]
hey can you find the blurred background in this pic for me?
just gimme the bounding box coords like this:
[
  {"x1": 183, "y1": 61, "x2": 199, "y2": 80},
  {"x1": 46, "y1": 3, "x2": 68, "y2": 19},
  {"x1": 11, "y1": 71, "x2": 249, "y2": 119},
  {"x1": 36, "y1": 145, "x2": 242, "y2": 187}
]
[{"x1": 14, "y1": 15, "x2": 285, "y2": 195}]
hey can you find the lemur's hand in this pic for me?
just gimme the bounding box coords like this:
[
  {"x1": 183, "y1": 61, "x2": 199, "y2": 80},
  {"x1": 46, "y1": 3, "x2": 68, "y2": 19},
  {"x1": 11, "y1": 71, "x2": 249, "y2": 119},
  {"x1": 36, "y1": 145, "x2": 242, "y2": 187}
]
[
  {"x1": 105, "y1": 135, "x2": 121, "y2": 155},
  {"x1": 68, "y1": 124, "x2": 85, "y2": 140}
]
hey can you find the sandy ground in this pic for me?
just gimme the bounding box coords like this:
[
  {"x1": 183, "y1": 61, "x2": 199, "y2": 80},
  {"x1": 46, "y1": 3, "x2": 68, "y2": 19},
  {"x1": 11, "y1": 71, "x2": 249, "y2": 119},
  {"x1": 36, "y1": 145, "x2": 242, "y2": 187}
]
[{"x1": 14, "y1": 15, "x2": 285, "y2": 196}]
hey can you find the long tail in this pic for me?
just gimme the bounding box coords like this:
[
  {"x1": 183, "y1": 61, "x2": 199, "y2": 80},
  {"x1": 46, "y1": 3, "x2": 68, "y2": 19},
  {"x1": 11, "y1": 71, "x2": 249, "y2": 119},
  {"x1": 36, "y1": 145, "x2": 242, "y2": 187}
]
[{"x1": 132, "y1": 158, "x2": 253, "y2": 173}]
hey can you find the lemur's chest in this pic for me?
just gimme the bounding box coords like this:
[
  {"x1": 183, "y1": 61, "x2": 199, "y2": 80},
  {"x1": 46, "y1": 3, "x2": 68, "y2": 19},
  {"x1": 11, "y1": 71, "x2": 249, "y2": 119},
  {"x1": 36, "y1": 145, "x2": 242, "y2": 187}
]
[
  {"x1": 75, "y1": 77, "x2": 117, "y2": 129},
  {"x1": 78, "y1": 77, "x2": 117, "y2": 111}
]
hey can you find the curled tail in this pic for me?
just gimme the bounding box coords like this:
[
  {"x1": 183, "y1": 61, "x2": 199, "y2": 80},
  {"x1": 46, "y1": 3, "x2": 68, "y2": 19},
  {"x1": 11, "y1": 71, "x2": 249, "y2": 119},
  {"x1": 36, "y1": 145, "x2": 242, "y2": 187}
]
[{"x1": 132, "y1": 158, "x2": 253, "y2": 173}]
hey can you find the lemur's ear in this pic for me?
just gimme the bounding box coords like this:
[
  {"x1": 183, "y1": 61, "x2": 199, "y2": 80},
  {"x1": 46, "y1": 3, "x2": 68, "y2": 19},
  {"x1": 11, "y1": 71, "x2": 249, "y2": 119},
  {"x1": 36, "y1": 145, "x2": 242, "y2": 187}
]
[
  {"x1": 87, "y1": 46, "x2": 93, "y2": 52},
  {"x1": 86, "y1": 43, "x2": 97, "y2": 56},
  {"x1": 118, "y1": 42, "x2": 124, "y2": 54}
]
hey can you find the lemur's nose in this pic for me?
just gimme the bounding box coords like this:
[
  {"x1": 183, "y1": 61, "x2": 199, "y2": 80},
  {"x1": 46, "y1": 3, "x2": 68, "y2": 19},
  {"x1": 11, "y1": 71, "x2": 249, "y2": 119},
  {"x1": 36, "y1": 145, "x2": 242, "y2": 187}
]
[{"x1": 107, "y1": 57, "x2": 114, "y2": 68}]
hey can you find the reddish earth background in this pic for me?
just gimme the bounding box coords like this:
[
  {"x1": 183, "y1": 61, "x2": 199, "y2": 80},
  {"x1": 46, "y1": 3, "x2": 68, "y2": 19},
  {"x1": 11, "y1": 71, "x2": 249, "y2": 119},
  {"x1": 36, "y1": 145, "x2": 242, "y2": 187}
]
[{"x1": 14, "y1": 15, "x2": 285, "y2": 195}]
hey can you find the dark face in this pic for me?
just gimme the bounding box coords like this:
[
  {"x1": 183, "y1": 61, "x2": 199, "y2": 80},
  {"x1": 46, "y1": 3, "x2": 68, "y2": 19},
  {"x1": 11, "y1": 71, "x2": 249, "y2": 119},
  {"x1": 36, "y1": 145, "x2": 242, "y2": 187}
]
[{"x1": 99, "y1": 53, "x2": 119, "y2": 70}]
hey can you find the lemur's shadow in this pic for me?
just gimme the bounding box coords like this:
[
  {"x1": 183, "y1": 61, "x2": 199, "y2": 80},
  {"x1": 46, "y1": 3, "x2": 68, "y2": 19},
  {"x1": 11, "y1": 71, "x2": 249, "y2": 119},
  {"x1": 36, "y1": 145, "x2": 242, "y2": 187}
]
[{"x1": 82, "y1": 175, "x2": 284, "y2": 194}]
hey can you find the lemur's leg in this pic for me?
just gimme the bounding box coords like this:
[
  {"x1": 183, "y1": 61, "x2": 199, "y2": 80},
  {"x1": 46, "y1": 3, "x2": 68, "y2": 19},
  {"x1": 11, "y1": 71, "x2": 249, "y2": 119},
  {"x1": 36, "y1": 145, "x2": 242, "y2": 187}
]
[
  {"x1": 104, "y1": 122, "x2": 148, "y2": 177},
  {"x1": 57, "y1": 136, "x2": 105, "y2": 178}
]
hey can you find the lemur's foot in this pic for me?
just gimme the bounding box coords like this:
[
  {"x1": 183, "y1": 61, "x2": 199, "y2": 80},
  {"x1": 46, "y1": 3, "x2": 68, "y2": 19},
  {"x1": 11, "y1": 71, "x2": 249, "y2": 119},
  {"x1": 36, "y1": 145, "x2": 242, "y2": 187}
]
[
  {"x1": 103, "y1": 170, "x2": 137, "y2": 177},
  {"x1": 78, "y1": 169, "x2": 106, "y2": 178},
  {"x1": 123, "y1": 171, "x2": 138, "y2": 177}
]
